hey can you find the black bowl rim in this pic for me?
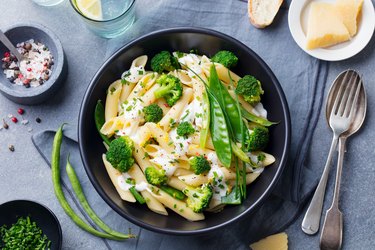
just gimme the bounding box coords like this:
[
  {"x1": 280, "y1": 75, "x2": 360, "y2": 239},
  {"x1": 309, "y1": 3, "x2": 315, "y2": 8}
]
[
  {"x1": 78, "y1": 27, "x2": 291, "y2": 235},
  {"x1": 0, "y1": 199, "x2": 62, "y2": 249},
  {"x1": 0, "y1": 23, "x2": 65, "y2": 99}
]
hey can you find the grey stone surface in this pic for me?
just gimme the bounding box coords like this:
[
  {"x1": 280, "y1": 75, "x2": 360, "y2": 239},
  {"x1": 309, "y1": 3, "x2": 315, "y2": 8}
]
[{"x1": 0, "y1": 0, "x2": 374, "y2": 249}]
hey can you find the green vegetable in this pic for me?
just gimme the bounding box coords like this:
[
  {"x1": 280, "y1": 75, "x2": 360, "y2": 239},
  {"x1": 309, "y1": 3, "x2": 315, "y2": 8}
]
[
  {"x1": 66, "y1": 158, "x2": 134, "y2": 239},
  {"x1": 150, "y1": 51, "x2": 180, "y2": 73},
  {"x1": 183, "y1": 184, "x2": 213, "y2": 213},
  {"x1": 231, "y1": 142, "x2": 251, "y2": 163},
  {"x1": 221, "y1": 186, "x2": 241, "y2": 205},
  {"x1": 176, "y1": 121, "x2": 195, "y2": 138},
  {"x1": 257, "y1": 153, "x2": 266, "y2": 163},
  {"x1": 209, "y1": 64, "x2": 243, "y2": 142},
  {"x1": 207, "y1": 89, "x2": 232, "y2": 168},
  {"x1": 52, "y1": 125, "x2": 130, "y2": 240},
  {"x1": 0, "y1": 216, "x2": 51, "y2": 250},
  {"x1": 235, "y1": 75, "x2": 264, "y2": 105},
  {"x1": 94, "y1": 100, "x2": 111, "y2": 145},
  {"x1": 129, "y1": 187, "x2": 146, "y2": 204},
  {"x1": 246, "y1": 126, "x2": 269, "y2": 151},
  {"x1": 200, "y1": 89, "x2": 210, "y2": 148},
  {"x1": 211, "y1": 50, "x2": 238, "y2": 69},
  {"x1": 145, "y1": 166, "x2": 168, "y2": 186},
  {"x1": 106, "y1": 136, "x2": 135, "y2": 173},
  {"x1": 160, "y1": 185, "x2": 185, "y2": 200},
  {"x1": 154, "y1": 74, "x2": 183, "y2": 106},
  {"x1": 189, "y1": 155, "x2": 211, "y2": 175},
  {"x1": 143, "y1": 104, "x2": 163, "y2": 123},
  {"x1": 240, "y1": 106, "x2": 277, "y2": 127}
]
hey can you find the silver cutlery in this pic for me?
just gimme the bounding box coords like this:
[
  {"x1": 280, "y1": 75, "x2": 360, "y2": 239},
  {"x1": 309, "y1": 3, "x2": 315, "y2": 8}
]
[
  {"x1": 302, "y1": 70, "x2": 362, "y2": 235},
  {"x1": 320, "y1": 71, "x2": 366, "y2": 250}
]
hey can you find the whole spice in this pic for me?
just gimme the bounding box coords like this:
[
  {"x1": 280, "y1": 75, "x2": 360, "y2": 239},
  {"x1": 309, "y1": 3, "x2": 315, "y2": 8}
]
[
  {"x1": 8, "y1": 145, "x2": 15, "y2": 152},
  {"x1": 17, "y1": 108, "x2": 24, "y2": 115},
  {"x1": 36, "y1": 117, "x2": 41, "y2": 123},
  {"x1": 2, "y1": 119, "x2": 9, "y2": 129},
  {"x1": 11, "y1": 117, "x2": 18, "y2": 123}
]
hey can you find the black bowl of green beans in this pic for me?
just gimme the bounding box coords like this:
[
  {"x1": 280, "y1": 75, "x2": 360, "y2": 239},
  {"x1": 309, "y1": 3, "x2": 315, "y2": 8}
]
[
  {"x1": 79, "y1": 27, "x2": 291, "y2": 235},
  {"x1": 0, "y1": 200, "x2": 62, "y2": 249}
]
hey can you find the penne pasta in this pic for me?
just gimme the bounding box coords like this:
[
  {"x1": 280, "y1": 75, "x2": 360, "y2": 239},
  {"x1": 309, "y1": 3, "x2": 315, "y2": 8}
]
[{"x1": 105, "y1": 80, "x2": 122, "y2": 121}]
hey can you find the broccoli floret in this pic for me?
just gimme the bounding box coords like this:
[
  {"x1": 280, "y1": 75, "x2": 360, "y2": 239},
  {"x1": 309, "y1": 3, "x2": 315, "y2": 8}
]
[
  {"x1": 106, "y1": 136, "x2": 135, "y2": 172},
  {"x1": 235, "y1": 75, "x2": 264, "y2": 105},
  {"x1": 145, "y1": 166, "x2": 168, "y2": 186},
  {"x1": 150, "y1": 51, "x2": 180, "y2": 73},
  {"x1": 176, "y1": 121, "x2": 195, "y2": 138},
  {"x1": 143, "y1": 104, "x2": 163, "y2": 123},
  {"x1": 183, "y1": 184, "x2": 213, "y2": 213},
  {"x1": 189, "y1": 155, "x2": 211, "y2": 175},
  {"x1": 154, "y1": 74, "x2": 183, "y2": 106},
  {"x1": 211, "y1": 50, "x2": 238, "y2": 69},
  {"x1": 246, "y1": 126, "x2": 269, "y2": 151}
]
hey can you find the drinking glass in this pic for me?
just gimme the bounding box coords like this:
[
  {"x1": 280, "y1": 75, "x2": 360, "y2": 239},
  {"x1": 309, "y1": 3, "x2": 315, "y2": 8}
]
[
  {"x1": 32, "y1": 0, "x2": 65, "y2": 6},
  {"x1": 70, "y1": 0, "x2": 136, "y2": 38}
]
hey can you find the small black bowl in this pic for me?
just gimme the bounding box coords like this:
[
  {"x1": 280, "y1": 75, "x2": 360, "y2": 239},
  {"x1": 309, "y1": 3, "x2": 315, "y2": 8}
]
[
  {"x1": 0, "y1": 23, "x2": 66, "y2": 105},
  {"x1": 79, "y1": 27, "x2": 291, "y2": 235},
  {"x1": 0, "y1": 200, "x2": 62, "y2": 249}
]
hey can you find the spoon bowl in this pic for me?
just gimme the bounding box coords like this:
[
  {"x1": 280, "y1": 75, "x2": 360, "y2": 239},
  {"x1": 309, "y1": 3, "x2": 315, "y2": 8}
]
[{"x1": 326, "y1": 69, "x2": 367, "y2": 137}]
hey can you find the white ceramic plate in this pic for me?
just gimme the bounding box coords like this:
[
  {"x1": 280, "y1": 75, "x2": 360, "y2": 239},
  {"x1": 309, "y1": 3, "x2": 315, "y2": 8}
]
[{"x1": 288, "y1": 0, "x2": 375, "y2": 61}]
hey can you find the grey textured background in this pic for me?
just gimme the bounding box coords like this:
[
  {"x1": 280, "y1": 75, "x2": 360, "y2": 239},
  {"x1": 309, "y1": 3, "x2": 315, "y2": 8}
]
[{"x1": 0, "y1": 0, "x2": 374, "y2": 249}]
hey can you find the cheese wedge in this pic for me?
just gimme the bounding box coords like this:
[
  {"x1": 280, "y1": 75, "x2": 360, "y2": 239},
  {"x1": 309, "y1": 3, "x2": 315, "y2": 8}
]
[
  {"x1": 250, "y1": 232, "x2": 288, "y2": 250},
  {"x1": 335, "y1": 0, "x2": 364, "y2": 36},
  {"x1": 306, "y1": 2, "x2": 350, "y2": 50}
]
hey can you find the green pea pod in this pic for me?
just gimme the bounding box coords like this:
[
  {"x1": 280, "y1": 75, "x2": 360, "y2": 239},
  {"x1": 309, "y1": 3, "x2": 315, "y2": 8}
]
[
  {"x1": 95, "y1": 100, "x2": 112, "y2": 146},
  {"x1": 200, "y1": 89, "x2": 210, "y2": 148},
  {"x1": 209, "y1": 64, "x2": 243, "y2": 142},
  {"x1": 221, "y1": 186, "x2": 241, "y2": 205},
  {"x1": 160, "y1": 185, "x2": 185, "y2": 200},
  {"x1": 66, "y1": 158, "x2": 134, "y2": 239},
  {"x1": 231, "y1": 141, "x2": 250, "y2": 163},
  {"x1": 207, "y1": 90, "x2": 232, "y2": 168},
  {"x1": 240, "y1": 106, "x2": 277, "y2": 127},
  {"x1": 52, "y1": 125, "x2": 134, "y2": 241}
]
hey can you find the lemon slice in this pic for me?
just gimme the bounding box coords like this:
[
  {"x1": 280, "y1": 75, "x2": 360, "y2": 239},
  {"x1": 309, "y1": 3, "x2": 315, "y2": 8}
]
[{"x1": 76, "y1": 0, "x2": 103, "y2": 20}]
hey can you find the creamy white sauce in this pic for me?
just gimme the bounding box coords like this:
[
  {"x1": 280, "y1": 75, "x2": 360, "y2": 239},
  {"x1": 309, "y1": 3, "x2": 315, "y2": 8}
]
[
  {"x1": 116, "y1": 98, "x2": 144, "y2": 141},
  {"x1": 149, "y1": 149, "x2": 178, "y2": 176},
  {"x1": 206, "y1": 152, "x2": 228, "y2": 199},
  {"x1": 254, "y1": 102, "x2": 267, "y2": 118},
  {"x1": 135, "y1": 181, "x2": 148, "y2": 192},
  {"x1": 169, "y1": 128, "x2": 191, "y2": 156},
  {"x1": 121, "y1": 66, "x2": 145, "y2": 83},
  {"x1": 117, "y1": 172, "x2": 133, "y2": 191},
  {"x1": 176, "y1": 53, "x2": 202, "y2": 78}
]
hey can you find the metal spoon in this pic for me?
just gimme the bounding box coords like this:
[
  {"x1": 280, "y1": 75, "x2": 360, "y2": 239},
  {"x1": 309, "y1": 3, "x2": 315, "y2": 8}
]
[
  {"x1": 302, "y1": 70, "x2": 362, "y2": 235},
  {"x1": 320, "y1": 71, "x2": 367, "y2": 250},
  {"x1": 0, "y1": 29, "x2": 23, "y2": 62}
]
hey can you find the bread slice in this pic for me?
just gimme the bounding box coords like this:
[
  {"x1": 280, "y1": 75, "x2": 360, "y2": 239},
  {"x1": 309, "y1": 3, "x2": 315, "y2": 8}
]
[{"x1": 248, "y1": 0, "x2": 284, "y2": 28}]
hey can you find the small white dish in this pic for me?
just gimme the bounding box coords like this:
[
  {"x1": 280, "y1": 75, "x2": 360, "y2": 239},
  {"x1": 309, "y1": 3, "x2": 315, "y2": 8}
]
[{"x1": 288, "y1": 0, "x2": 375, "y2": 61}]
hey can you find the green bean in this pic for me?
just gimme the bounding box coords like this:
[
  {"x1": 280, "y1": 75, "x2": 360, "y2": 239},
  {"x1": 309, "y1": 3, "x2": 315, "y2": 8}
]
[
  {"x1": 129, "y1": 187, "x2": 146, "y2": 204},
  {"x1": 66, "y1": 158, "x2": 135, "y2": 239},
  {"x1": 95, "y1": 100, "x2": 111, "y2": 146},
  {"x1": 51, "y1": 125, "x2": 132, "y2": 241},
  {"x1": 160, "y1": 185, "x2": 185, "y2": 200},
  {"x1": 207, "y1": 90, "x2": 232, "y2": 168},
  {"x1": 209, "y1": 64, "x2": 243, "y2": 142},
  {"x1": 199, "y1": 89, "x2": 210, "y2": 148}
]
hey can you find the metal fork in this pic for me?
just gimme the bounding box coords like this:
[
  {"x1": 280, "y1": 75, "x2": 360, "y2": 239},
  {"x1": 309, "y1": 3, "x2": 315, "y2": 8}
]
[{"x1": 302, "y1": 70, "x2": 362, "y2": 235}]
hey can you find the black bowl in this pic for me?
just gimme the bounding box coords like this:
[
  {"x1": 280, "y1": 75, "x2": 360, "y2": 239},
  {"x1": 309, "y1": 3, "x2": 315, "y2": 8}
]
[
  {"x1": 79, "y1": 27, "x2": 291, "y2": 235},
  {"x1": 0, "y1": 23, "x2": 66, "y2": 105},
  {"x1": 0, "y1": 200, "x2": 62, "y2": 249}
]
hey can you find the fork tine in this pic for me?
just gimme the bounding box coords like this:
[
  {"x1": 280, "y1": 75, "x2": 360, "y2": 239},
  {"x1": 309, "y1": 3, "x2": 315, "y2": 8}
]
[
  {"x1": 332, "y1": 71, "x2": 350, "y2": 115},
  {"x1": 343, "y1": 72, "x2": 360, "y2": 117},
  {"x1": 348, "y1": 78, "x2": 362, "y2": 119},
  {"x1": 337, "y1": 71, "x2": 355, "y2": 116}
]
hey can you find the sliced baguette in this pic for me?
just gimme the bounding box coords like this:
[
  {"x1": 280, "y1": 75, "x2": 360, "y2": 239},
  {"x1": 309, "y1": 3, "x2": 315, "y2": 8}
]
[{"x1": 248, "y1": 0, "x2": 284, "y2": 28}]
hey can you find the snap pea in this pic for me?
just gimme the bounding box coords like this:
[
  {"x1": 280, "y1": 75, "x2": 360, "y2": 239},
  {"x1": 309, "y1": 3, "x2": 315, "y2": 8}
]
[
  {"x1": 207, "y1": 90, "x2": 232, "y2": 168},
  {"x1": 129, "y1": 187, "x2": 146, "y2": 204},
  {"x1": 199, "y1": 90, "x2": 210, "y2": 148},
  {"x1": 160, "y1": 185, "x2": 185, "y2": 200},
  {"x1": 66, "y1": 158, "x2": 135, "y2": 239},
  {"x1": 221, "y1": 185, "x2": 241, "y2": 205},
  {"x1": 240, "y1": 106, "x2": 277, "y2": 127},
  {"x1": 231, "y1": 142, "x2": 250, "y2": 163},
  {"x1": 95, "y1": 100, "x2": 111, "y2": 146},
  {"x1": 52, "y1": 125, "x2": 132, "y2": 241},
  {"x1": 209, "y1": 64, "x2": 243, "y2": 142}
]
